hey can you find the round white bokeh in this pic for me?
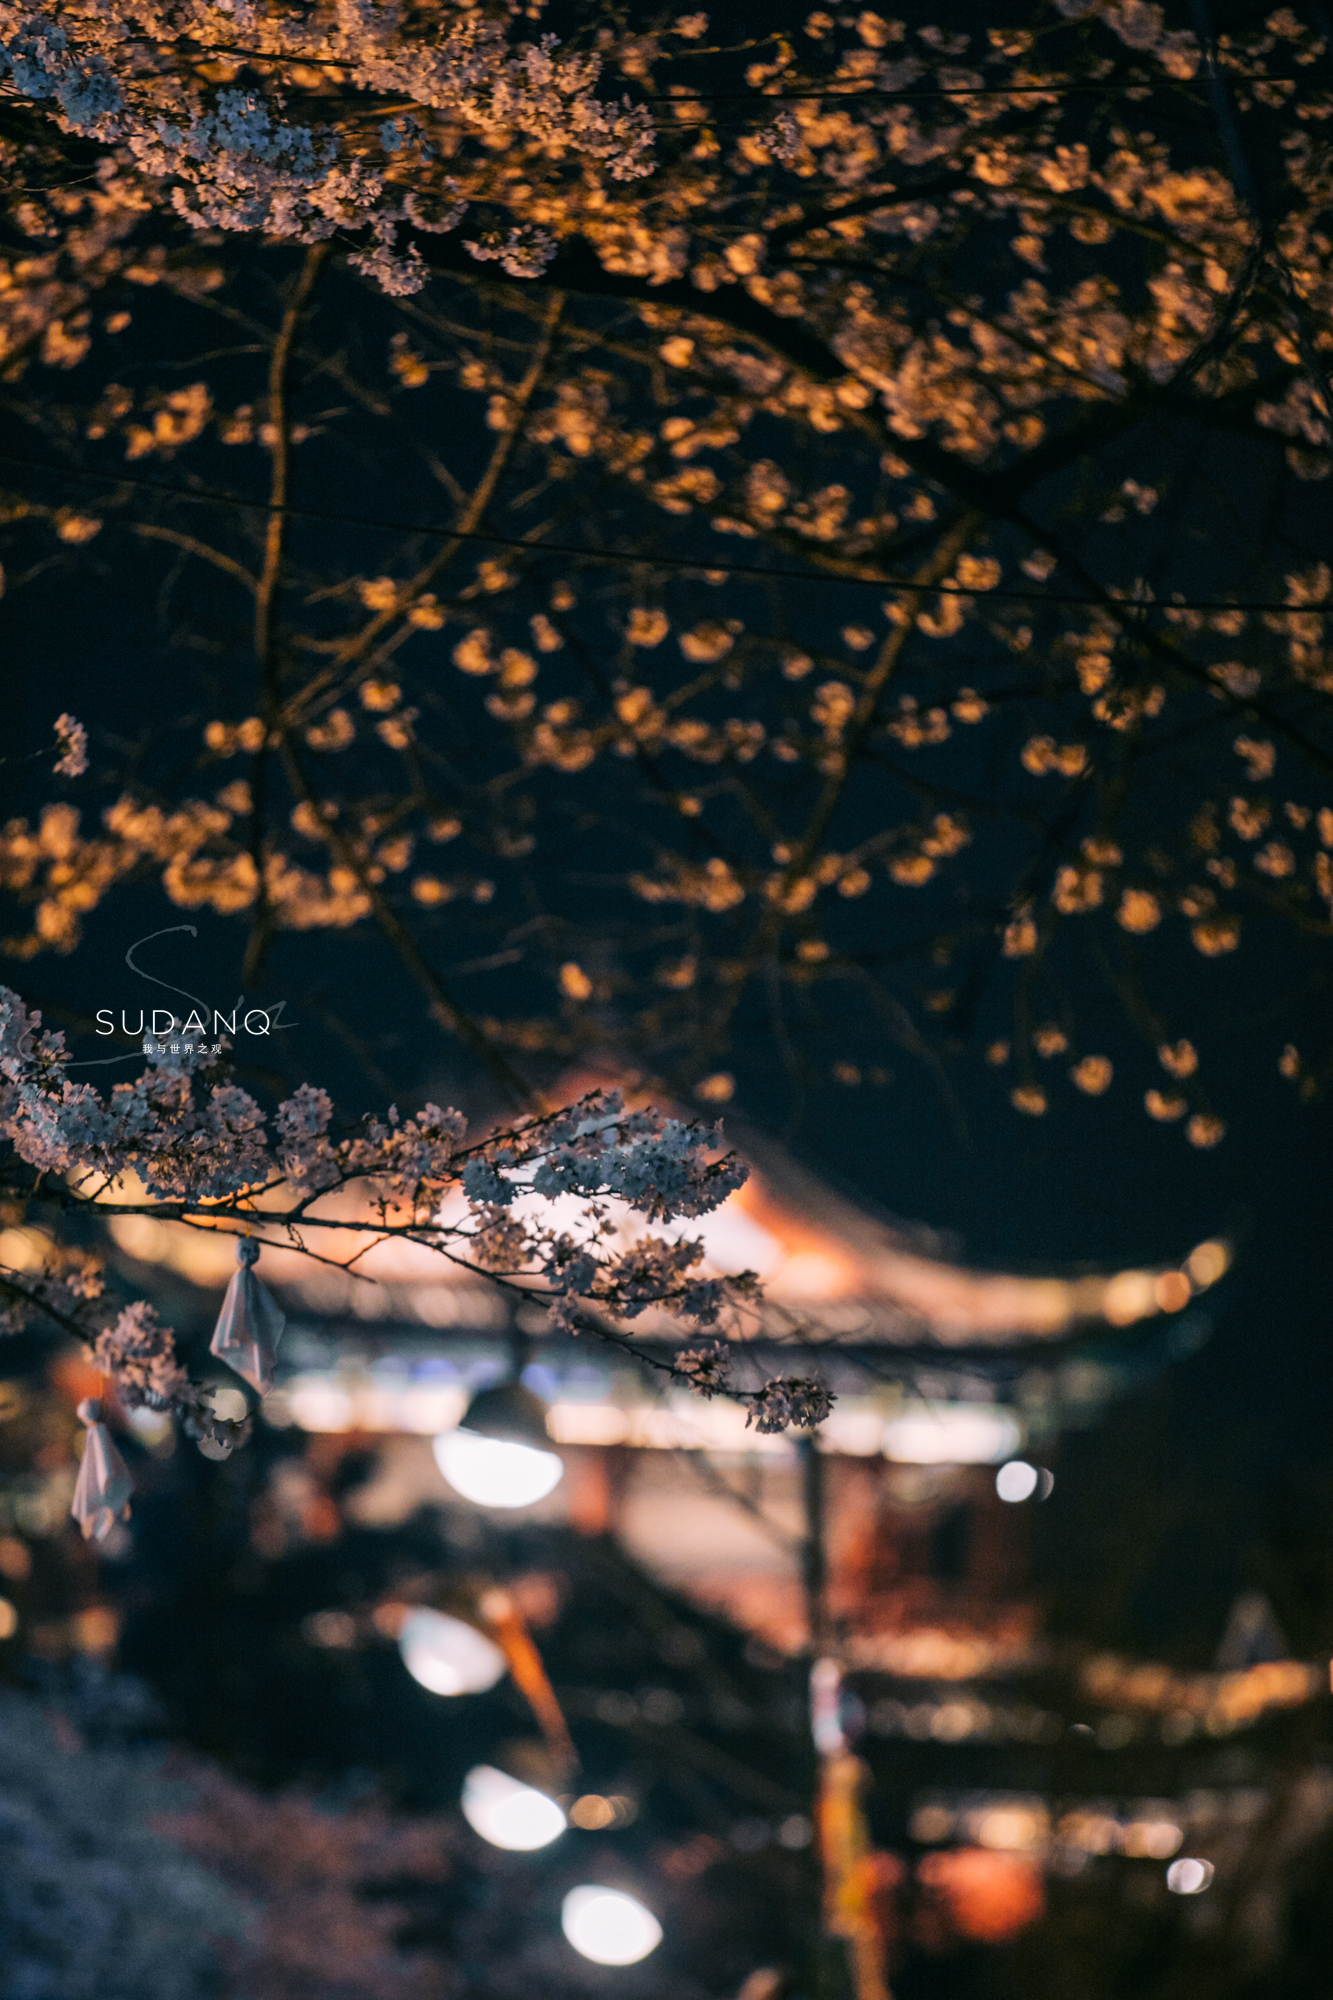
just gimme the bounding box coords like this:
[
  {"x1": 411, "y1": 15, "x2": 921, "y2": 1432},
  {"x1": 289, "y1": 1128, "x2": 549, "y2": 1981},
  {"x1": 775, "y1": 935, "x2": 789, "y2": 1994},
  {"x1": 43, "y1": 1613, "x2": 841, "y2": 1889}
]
[
  {"x1": 995, "y1": 1459, "x2": 1040, "y2": 1503},
  {"x1": 561, "y1": 1886, "x2": 663, "y2": 1965},
  {"x1": 1166, "y1": 1857, "x2": 1215, "y2": 1895},
  {"x1": 398, "y1": 1607, "x2": 507, "y2": 1696},
  {"x1": 461, "y1": 1765, "x2": 566, "y2": 1851}
]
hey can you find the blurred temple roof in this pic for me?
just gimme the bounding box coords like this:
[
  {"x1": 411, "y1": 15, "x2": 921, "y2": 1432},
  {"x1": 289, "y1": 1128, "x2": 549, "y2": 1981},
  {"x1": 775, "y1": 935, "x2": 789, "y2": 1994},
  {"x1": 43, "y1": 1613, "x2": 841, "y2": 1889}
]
[{"x1": 100, "y1": 1109, "x2": 1230, "y2": 1354}]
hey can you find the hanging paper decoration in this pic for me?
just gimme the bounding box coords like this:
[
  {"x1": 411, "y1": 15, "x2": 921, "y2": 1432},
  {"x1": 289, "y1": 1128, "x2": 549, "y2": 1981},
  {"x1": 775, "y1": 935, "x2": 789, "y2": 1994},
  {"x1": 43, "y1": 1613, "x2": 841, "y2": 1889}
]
[
  {"x1": 71, "y1": 1398, "x2": 133, "y2": 1543},
  {"x1": 210, "y1": 1237, "x2": 285, "y2": 1394}
]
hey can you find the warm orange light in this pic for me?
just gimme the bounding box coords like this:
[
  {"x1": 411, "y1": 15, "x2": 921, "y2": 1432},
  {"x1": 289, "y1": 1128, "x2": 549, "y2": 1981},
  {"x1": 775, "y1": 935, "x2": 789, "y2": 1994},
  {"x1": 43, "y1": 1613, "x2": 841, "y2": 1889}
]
[
  {"x1": 570, "y1": 1794, "x2": 618, "y2": 1830},
  {"x1": 1101, "y1": 1270, "x2": 1158, "y2": 1326},
  {"x1": 1154, "y1": 1270, "x2": 1191, "y2": 1313},
  {"x1": 776, "y1": 1249, "x2": 859, "y2": 1300},
  {"x1": 107, "y1": 1213, "x2": 240, "y2": 1285},
  {"x1": 48, "y1": 1354, "x2": 108, "y2": 1408},
  {"x1": 1082, "y1": 1650, "x2": 1320, "y2": 1731},
  {"x1": 1185, "y1": 1239, "x2": 1229, "y2": 1288},
  {"x1": 918, "y1": 1848, "x2": 1044, "y2": 1943}
]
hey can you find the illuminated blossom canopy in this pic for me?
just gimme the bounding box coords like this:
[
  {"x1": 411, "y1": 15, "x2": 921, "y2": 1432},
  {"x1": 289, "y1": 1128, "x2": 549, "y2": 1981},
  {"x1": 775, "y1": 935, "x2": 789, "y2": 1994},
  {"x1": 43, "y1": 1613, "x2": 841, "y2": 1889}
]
[{"x1": 0, "y1": 0, "x2": 1330, "y2": 1142}]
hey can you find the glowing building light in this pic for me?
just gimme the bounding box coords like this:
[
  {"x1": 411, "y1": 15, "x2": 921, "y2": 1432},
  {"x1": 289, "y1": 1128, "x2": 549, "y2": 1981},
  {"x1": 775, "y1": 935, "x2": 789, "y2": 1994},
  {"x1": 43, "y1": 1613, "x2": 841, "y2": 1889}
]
[
  {"x1": 1166, "y1": 1857, "x2": 1215, "y2": 1895},
  {"x1": 434, "y1": 1380, "x2": 564, "y2": 1509},
  {"x1": 1122, "y1": 1818, "x2": 1182, "y2": 1859},
  {"x1": 561, "y1": 1887, "x2": 663, "y2": 1966},
  {"x1": 434, "y1": 1429, "x2": 564, "y2": 1508},
  {"x1": 398, "y1": 1607, "x2": 507, "y2": 1696},
  {"x1": 973, "y1": 1803, "x2": 1048, "y2": 1852},
  {"x1": 461, "y1": 1765, "x2": 566, "y2": 1851},
  {"x1": 884, "y1": 1406, "x2": 1021, "y2": 1465}
]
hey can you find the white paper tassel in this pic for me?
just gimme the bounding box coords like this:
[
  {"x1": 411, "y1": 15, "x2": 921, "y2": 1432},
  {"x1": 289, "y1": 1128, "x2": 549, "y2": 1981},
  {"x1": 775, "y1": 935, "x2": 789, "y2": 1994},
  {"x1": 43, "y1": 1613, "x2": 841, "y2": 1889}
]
[
  {"x1": 71, "y1": 1398, "x2": 133, "y2": 1543},
  {"x1": 209, "y1": 1238, "x2": 285, "y2": 1394}
]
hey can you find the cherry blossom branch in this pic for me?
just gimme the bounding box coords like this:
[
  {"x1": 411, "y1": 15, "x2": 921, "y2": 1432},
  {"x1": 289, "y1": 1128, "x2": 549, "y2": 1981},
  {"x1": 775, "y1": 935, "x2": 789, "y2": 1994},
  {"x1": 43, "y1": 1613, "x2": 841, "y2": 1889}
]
[
  {"x1": 246, "y1": 242, "x2": 328, "y2": 989},
  {"x1": 0, "y1": 983, "x2": 836, "y2": 1444}
]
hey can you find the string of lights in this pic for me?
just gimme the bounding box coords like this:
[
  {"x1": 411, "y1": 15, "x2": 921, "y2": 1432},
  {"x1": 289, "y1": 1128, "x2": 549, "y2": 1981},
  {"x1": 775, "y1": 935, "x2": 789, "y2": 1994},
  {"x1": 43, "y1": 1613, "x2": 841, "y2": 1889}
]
[{"x1": 1, "y1": 451, "x2": 1328, "y2": 616}]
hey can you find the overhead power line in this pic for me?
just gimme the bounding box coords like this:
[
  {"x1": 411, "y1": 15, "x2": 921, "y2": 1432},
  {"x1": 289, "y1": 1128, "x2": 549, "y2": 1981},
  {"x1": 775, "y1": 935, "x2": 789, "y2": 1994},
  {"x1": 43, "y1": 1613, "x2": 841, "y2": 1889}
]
[
  {"x1": 639, "y1": 75, "x2": 1273, "y2": 104},
  {"x1": 117, "y1": 34, "x2": 1280, "y2": 103},
  {"x1": 0, "y1": 450, "x2": 1327, "y2": 617}
]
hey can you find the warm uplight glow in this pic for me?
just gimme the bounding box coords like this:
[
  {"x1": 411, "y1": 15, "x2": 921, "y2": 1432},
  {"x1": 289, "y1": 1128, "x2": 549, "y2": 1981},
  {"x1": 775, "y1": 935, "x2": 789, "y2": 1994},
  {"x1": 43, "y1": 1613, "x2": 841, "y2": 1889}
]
[
  {"x1": 433, "y1": 1428, "x2": 564, "y2": 1509},
  {"x1": 1166, "y1": 1857, "x2": 1215, "y2": 1895},
  {"x1": 884, "y1": 1406, "x2": 1021, "y2": 1465},
  {"x1": 996, "y1": 1460, "x2": 1039, "y2": 1502},
  {"x1": 460, "y1": 1765, "x2": 566, "y2": 1850},
  {"x1": 398, "y1": 1607, "x2": 507, "y2": 1696},
  {"x1": 561, "y1": 1887, "x2": 662, "y2": 1965}
]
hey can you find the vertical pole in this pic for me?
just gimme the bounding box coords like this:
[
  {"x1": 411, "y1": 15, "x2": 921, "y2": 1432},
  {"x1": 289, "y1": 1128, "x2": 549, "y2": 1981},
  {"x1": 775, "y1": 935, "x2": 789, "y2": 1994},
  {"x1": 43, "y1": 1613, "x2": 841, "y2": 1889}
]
[
  {"x1": 800, "y1": 1433, "x2": 852, "y2": 2000},
  {"x1": 799, "y1": 1432, "x2": 827, "y2": 1998},
  {"x1": 800, "y1": 1437, "x2": 888, "y2": 2000},
  {"x1": 507, "y1": 1305, "x2": 531, "y2": 1387},
  {"x1": 800, "y1": 1431, "x2": 828, "y2": 1657}
]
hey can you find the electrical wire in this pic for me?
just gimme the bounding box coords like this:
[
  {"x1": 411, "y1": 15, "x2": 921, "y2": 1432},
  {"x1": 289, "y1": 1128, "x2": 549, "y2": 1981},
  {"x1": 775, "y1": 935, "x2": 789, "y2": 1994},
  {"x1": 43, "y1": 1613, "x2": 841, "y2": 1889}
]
[
  {"x1": 0, "y1": 449, "x2": 1328, "y2": 615},
  {"x1": 105, "y1": 35, "x2": 1284, "y2": 102},
  {"x1": 636, "y1": 75, "x2": 1276, "y2": 104}
]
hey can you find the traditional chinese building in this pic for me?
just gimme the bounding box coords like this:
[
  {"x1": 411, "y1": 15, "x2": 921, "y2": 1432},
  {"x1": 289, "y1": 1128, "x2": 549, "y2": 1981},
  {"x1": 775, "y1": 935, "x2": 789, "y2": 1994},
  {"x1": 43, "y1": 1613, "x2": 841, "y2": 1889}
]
[{"x1": 64, "y1": 1123, "x2": 1333, "y2": 1982}]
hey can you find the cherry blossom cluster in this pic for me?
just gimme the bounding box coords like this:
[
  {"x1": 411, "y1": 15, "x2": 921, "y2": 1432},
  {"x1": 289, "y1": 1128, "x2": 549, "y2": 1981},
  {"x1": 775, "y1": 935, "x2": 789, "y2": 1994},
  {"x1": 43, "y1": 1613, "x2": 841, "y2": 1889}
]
[
  {"x1": 0, "y1": 2, "x2": 653, "y2": 292},
  {"x1": 0, "y1": 1241, "x2": 104, "y2": 1338},
  {"x1": 674, "y1": 1338, "x2": 733, "y2": 1399},
  {"x1": 0, "y1": 985, "x2": 841, "y2": 1437},
  {"x1": 52, "y1": 714, "x2": 88, "y2": 779},
  {"x1": 1, "y1": 0, "x2": 1329, "y2": 1141},
  {"x1": 747, "y1": 1377, "x2": 836, "y2": 1435},
  {"x1": 86, "y1": 1297, "x2": 187, "y2": 1404},
  {"x1": 0, "y1": 1238, "x2": 247, "y2": 1455}
]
